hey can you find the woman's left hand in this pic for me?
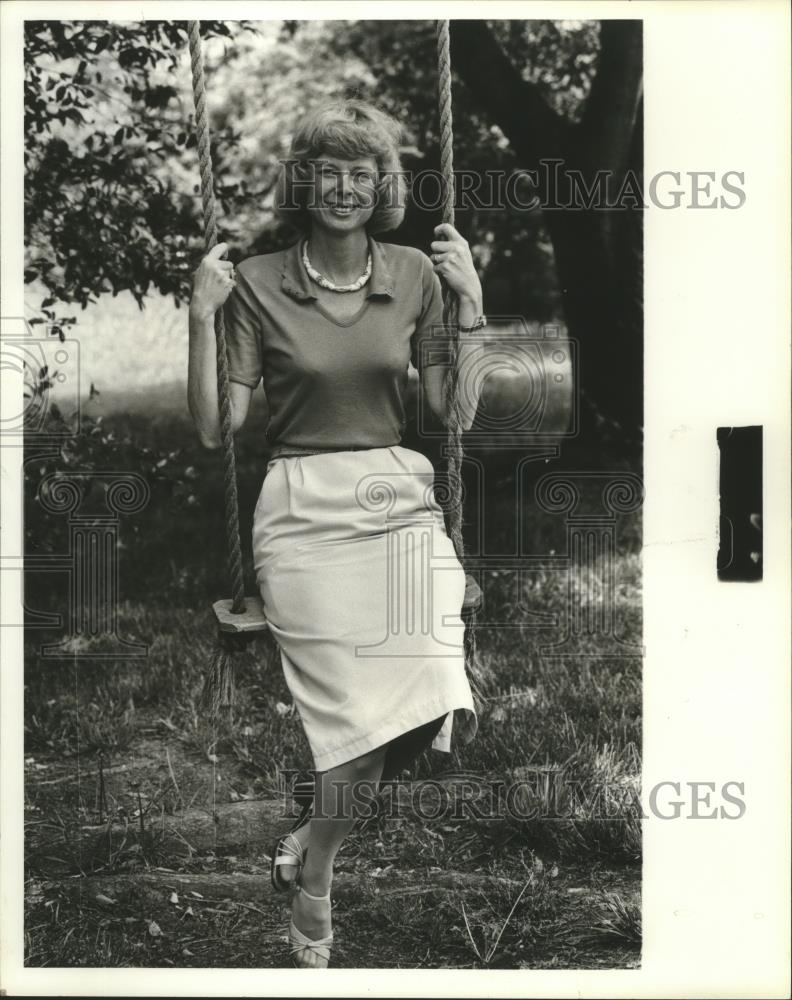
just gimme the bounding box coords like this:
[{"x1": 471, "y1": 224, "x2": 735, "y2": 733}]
[{"x1": 430, "y1": 223, "x2": 483, "y2": 307}]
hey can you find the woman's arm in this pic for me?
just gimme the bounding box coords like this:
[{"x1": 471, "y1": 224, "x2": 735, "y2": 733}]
[
  {"x1": 187, "y1": 242, "x2": 251, "y2": 449},
  {"x1": 424, "y1": 225, "x2": 485, "y2": 432},
  {"x1": 188, "y1": 312, "x2": 252, "y2": 449},
  {"x1": 422, "y1": 296, "x2": 484, "y2": 432}
]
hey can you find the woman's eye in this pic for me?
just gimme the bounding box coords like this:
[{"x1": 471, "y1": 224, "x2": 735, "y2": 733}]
[{"x1": 313, "y1": 164, "x2": 375, "y2": 185}]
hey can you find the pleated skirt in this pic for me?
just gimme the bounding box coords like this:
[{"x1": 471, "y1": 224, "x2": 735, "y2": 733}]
[{"x1": 252, "y1": 444, "x2": 478, "y2": 772}]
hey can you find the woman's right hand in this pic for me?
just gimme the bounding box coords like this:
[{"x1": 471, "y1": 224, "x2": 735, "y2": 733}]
[{"x1": 189, "y1": 242, "x2": 236, "y2": 321}]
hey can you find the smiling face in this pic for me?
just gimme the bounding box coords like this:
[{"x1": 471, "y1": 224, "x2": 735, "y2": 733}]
[{"x1": 307, "y1": 153, "x2": 379, "y2": 235}]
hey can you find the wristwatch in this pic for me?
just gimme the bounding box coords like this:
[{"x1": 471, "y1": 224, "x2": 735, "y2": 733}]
[{"x1": 458, "y1": 315, "x2": 487, "y2": 333}]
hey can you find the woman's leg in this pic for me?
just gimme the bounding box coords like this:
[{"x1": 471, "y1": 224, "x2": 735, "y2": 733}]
[
  {"x1": 290, "y1": 743, "x2": 387, "y2": 966},
  {"x1": 285, "y1": 713, "x2": 448, "y2": 879},
  {"x1": 289, "y1": 715, "x2": 447, "y2": 966}
]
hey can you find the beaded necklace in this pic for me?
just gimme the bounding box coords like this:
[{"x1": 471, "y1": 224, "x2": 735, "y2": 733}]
[{"x1": 302, "y1": 240, "x2": 372, "y2": 293}]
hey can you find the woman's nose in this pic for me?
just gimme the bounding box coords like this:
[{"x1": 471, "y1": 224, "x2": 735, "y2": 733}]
[{"x1": 335, "y1": 172, "x2": 352, "y2": 197}]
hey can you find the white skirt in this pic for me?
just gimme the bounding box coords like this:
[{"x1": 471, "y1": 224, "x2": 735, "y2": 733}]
[{"x1": 252, "y1": 444, "x2": 478, "y2": 771}]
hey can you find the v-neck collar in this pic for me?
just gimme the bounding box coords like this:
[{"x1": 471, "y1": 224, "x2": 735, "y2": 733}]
[{"x1": 311, "y1": 297, "x2": 372, "y2": 328}]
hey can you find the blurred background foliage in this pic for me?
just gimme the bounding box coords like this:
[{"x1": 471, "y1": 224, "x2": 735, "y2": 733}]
[
  {"x1": 25, "y1": 19, "x2": 600, "y2": 323},
  {"x1": 24, "y1": 18, "x2": 641, "y2": 440}
]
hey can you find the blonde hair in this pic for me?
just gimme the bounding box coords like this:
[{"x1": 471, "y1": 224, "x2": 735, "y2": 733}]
[{"x1": 274, "y1": 99, "x2": 407, "y2": 234}]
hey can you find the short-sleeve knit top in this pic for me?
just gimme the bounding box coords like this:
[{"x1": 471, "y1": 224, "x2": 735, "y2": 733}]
[{"x1": 223, "y1": 237, "x2": 449, "y2": 449}]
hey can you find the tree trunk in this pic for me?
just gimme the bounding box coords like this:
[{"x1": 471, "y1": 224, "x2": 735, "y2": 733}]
[
  {"x1": 450, "y1": 20, "x2": 644, "y2": 445},
  {"x1": 27, "y1": 798, "x2": 304, "y2": 875},
  {"x1": 42, "y1": 869, "x2": 526, "y2": 910},
  {"x1": 27, "y1": 772, "x2": 524, "y2": 875}
]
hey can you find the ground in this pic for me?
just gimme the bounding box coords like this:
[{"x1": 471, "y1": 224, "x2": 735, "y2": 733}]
[
  {"x1": 25, "y1": 701, "x2": 640, "y2": 969},
  {"x1": 23, "y1": 408, "x2": 642, "y2": 969}
]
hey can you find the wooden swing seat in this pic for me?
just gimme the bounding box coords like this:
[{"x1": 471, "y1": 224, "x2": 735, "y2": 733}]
[
  {"x1": 213, "y1": 596, "x2": 269, "y2": 634},
  {"x1": 213, "y1": 573, "x2": 483, "y2": 634}
]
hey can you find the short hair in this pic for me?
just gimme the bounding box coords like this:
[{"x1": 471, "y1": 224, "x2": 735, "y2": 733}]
[{"x1": 274, "y1": 99, "x2": 407, "y2": 234}]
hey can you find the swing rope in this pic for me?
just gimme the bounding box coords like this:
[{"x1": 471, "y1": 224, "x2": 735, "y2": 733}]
[
  {"x1": 188, "y1": 21, "x2": 246, "y2": 617},
  {"x1": 188, "y1": 20, "x2": 478, "y2": 713},
  {"x1": 436, "y1": 20, "x2": 478, "y2": 669},
  {"x1": 188, "y1": 20, "x2": 250, "y2": 713}
]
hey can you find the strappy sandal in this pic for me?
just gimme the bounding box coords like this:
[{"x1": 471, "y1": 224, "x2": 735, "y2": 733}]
[
  {"x1": 270, "y1": 774, "x2": 314, "y2": 892},
  {"x1": 271, "y1": 827, "x2": 308, "y2": 892},
  {"x1": 288, "y1": 882, "x2": 333, "y2": 969}
]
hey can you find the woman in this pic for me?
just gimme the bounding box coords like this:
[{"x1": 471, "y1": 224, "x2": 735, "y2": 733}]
[{"x1": 188, "y1": 99, "x2": 483, "y2": 968}]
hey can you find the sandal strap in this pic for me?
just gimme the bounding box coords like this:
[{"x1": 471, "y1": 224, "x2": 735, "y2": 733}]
[
  {"x1": 288, "y1": 919, "x2": 334, "y2": 960},
  {"x1": 274, "y1": 832, "x2": 304, "y2": 866},
  {"x1": 294, "y1": 882, "x2": 331, "y2": 902},
  {"x1": 290, "y1": 942, "x2": 333, "y2": 962},
  {"x1": 289, "y1": 934, "x2": 334, "y2": 951},
  {"x1": 273, "y1": 854, "x2": 302, "y2": 867}
]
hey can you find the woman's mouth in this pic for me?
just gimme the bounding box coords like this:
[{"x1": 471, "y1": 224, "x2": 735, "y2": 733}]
[{"x1": 327, "y1": 203, "x2": 357, "y2": 217}]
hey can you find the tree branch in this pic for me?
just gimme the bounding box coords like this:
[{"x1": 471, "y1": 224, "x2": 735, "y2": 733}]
[
  {"x1": 577, "y1": 21, "x2": 643, "y2": 179},
  {"x1": 449, "y1": 20, "x2": 570, "y2": 170}
]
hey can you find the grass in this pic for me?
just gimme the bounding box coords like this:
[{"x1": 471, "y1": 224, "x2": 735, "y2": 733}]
[{"x1": 23, "y1": 402, "x2": 642, "y2": 968}]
